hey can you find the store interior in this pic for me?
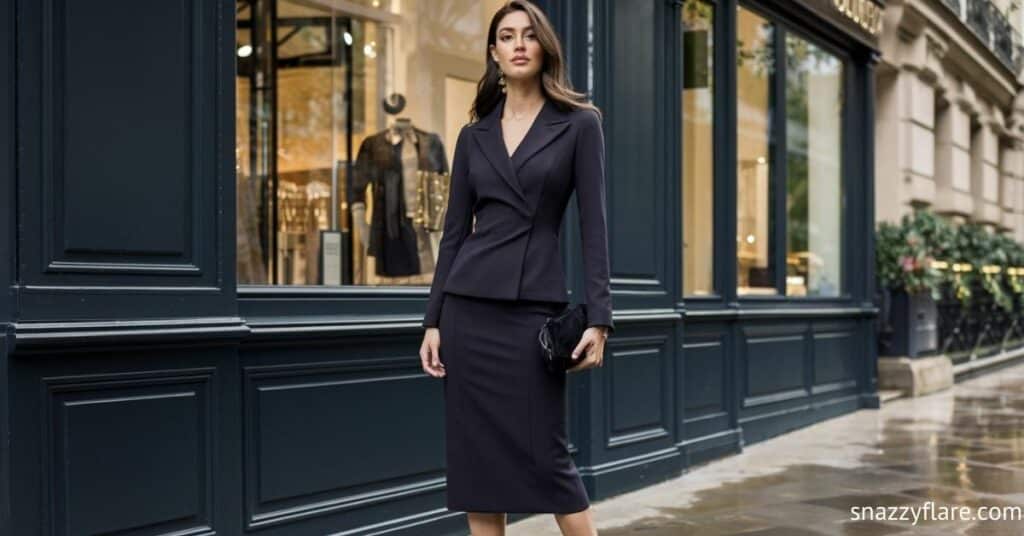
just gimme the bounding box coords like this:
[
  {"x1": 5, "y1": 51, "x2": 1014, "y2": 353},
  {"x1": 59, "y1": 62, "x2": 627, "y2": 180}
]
[{"x1": 236, "y1": 0, "x2": 503, "y2": 286}]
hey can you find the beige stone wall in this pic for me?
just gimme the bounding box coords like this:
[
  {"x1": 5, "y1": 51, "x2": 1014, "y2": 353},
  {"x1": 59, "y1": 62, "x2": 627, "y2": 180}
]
[{"x1": 875, "y1": 0, "x2": 1024, "y2": 242}]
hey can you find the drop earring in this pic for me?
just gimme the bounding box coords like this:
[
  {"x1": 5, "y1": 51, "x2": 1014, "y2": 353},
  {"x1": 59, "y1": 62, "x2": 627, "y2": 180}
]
[{"x1": 497, "y1": 66, "x2": 506, "y2": 93}]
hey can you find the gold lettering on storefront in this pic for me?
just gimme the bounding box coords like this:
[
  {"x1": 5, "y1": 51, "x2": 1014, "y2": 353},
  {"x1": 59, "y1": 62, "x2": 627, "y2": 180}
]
[{"x1": 832, "y1": 0, "x2": 883, "y2": 36}]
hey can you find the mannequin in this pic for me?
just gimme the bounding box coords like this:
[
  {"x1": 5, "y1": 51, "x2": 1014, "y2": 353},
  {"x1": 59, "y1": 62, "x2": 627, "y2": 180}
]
[{"x1": 350, "y1": 93, "x2": 450, "y2": 284}]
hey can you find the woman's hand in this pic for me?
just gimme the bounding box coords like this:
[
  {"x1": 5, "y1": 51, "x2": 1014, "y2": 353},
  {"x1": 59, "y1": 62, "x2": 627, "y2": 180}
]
[
  {"x1": 420, "y1": 328, "x2": 446, "y2": 377},
  {"x1": 567, "y1": 326, "x2": 609, "y2": 373}
]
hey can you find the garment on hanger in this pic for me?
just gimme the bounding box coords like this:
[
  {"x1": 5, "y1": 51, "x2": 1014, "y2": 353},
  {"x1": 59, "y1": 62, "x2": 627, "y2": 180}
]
[
  {"x1": 352, "y1": 123, "x2": 449, "y2": 277},
  {"x1": 393, "y1": 124, "x2": 422, "y2": 227}
]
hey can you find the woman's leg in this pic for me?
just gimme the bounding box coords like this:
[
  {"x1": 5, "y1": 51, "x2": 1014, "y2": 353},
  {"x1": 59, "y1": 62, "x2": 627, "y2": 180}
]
[
  {"x1": 554, "y1": 507, "x2": 597, "y2": 536},
  {"x1": 466, "y1": 512, "x2": 506, "y2": 535}
]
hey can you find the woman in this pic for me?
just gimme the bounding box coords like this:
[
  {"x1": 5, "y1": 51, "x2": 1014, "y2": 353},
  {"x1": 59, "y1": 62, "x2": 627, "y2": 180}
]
[{"x1": 418, "y1": 1, "x2": 614, "y2": 534}]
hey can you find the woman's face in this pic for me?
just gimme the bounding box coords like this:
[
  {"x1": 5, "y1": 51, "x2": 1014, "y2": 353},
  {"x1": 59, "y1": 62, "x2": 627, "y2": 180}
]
[{"x1": 490, "y1": 10, "x2": 543, "y2": 83}]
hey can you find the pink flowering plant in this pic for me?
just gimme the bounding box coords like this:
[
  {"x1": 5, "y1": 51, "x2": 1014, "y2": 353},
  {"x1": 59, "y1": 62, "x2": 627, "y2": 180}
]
[{"x1": 875, "y1": 216, "x2": 944, "y2": 301}]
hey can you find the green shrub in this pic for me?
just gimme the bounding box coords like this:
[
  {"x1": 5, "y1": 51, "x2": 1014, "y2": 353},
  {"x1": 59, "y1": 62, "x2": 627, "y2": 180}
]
[{"x1": 874, "y1": 208, "x2": 1024, "y2": 311}]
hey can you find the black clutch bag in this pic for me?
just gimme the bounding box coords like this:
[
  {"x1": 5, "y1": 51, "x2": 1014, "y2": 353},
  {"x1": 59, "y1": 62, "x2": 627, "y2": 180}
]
[{"x1": 538, "y1": 303, "x2": 588, "y2": 373}]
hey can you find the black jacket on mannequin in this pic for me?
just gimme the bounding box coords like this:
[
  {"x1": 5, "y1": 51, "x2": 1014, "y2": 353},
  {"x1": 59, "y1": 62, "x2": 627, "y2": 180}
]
[
  {"x1": 352, "y1": 126, "x2": 448, "y2": 276},
  {"x1": 422, "y1": 95, "x2": 614, "y2": 333}
]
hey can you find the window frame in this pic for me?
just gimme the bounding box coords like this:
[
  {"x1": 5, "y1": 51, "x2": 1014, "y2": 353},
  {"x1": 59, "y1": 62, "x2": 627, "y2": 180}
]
[{"x1": 731, "y1": 0, "x2": 856, "y2": 303}]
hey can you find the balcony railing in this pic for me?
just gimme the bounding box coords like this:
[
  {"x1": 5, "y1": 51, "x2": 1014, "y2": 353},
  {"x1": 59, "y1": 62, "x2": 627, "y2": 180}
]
[{"x1": 941, "y1": 0, "x2": 1024, "y2": 73}]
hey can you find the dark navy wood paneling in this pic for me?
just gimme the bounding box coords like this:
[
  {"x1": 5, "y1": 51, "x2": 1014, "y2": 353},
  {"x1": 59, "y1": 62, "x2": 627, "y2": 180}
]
[
  {"x1": 47, "y1": 369, "x2": 215, "y2": 535},
  {"x1": 582, "y1": 324, "x2": 681, "y2": 500},
  {"x1": 683, "y1": 334, "x2": 727, "y2": 415},
  {"x1": 861, "y1": 53, "x2": 881, "y2": 403},
  {"x1": 678, "y1": 321, "x2": 740, "y2": 466},
  {"x1": 1, "y1": 0, "x2": 13, "y2": 532},
  {"x1": 563, "y1": 0, "x2": 685, "y2": 502},
  {"x1": 1, "y1": 0, "x2": 12, "y2": 325},
  {"x1": 600, "y1": 0, "x2": 671, "y2": 306},
  {"x1": 62, "y1": 2, "x2": 189, "y2": 260},
  {"x1": 0, "y1": 337, "x2": 9, "y2": 536},
  {"x1": 812, "y1": 327, "x2": 857, "y2": 388},
  {"x1": 11, "y1": 347, "x2": 241, "y2": 536},
  {"x1": 15, "y1": 0, "x2": 236, "y2": 321},
  {"x1": 236, "y1": 340, "x2": 465, "y2": 535},
  {"x1": 682, "y1": 327, "x2": 731, "y2": 438},
  {"x1": 718, "y1": 0, "x2": 740, "y2": 306},
  {"x1": 243, "y1": 355, "x2": 445, "y2": 530},
  {"x1": 607, "y1": 338, "x2": 671, "y2": 448},
  {"x1": 737, "y1": 318, "x2": 868, "y2": 444},
  {"x1": 741, "y1": 323, "x2": 809, "y2": 404}
]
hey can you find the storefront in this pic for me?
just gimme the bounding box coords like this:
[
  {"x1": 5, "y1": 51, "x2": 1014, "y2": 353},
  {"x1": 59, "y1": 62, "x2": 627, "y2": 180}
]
[{"x1": 1, "y1": 0, "x2": 882, "y2": 534}]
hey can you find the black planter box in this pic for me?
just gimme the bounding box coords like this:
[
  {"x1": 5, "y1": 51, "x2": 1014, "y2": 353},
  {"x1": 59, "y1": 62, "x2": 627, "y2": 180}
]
[{"x1": 879, "y1": 289, "x2": 938, "y2": 358}]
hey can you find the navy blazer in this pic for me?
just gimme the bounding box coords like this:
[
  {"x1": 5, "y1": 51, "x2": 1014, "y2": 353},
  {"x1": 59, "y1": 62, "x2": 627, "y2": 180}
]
[{"x1": 422, "y1": 94, "x2": 614, "y2": 333}]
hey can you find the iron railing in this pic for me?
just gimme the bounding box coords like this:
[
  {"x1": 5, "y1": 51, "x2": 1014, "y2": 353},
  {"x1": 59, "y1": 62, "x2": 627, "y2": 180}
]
[
  {"x1": 941, "y1": 0, "x2": 1024, "y2": 73},
  {"x1": 935, "y1": 280, "x2": 1024, "y2": 364}
]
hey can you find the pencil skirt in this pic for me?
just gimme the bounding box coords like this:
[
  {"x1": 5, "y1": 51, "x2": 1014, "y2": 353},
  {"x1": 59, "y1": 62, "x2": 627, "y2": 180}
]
[{"x1": 439, "y1": 291, "x2": 591, "y2": 514}]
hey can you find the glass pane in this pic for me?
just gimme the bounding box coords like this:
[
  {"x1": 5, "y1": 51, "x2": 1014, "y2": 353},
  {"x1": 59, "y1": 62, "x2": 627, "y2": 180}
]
[
  {"x1": 681, "y1": 0, "x2": 714, "y2": 297},
  {"x1": 275, "y1": 0, "x2": 338, "y2": 285},
  {"x1": 736, "y1": 6, "x2": 776, "y2": 296},
  {"x1": 785, "y1": 34, "x2": 843, "y2": 297},
  {"x1": 236, "y1": 0, "x2": 506, "y2": 286}
]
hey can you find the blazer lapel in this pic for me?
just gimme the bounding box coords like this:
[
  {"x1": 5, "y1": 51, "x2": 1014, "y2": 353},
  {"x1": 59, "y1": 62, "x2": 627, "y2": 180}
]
[
  {"x1": 471, "y1": 95, "x2": 571, "y2": 217},
  {"x1": 510, "y1": 100, "x2": 570, "y2": 175},
  {"x1": 473, "y1": 121, "x2": 527, "y2": 211}
]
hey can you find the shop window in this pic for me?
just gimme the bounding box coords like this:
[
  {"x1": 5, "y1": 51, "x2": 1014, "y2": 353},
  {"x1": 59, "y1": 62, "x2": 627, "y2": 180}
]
[
  {"x1": 235, "y1": 0, "x2": 505, "y2": 286},
  {"x1": 736, "y1": 6, "x2": 776, "y2": 296},
  {"x1": 735, "y1": 4, "x2": 845, "y2": 297},
  {"x1": 784, "y1": 33, "x2": 843, "y2": 297},
  {"x1": 681, "y1": 0, "x2": 715, "y2": 297}
]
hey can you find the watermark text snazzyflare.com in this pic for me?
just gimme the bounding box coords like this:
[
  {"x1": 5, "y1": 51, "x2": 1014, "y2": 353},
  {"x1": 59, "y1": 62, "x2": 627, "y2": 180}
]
[{"x1": 850, "y1": 501, "x2": 1023, "y2": 524}]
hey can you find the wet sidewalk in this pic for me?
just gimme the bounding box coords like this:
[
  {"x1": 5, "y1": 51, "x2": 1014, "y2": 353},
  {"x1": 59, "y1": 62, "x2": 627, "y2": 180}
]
[{"x1": 508, "y1": 361, "x2": 1024, "y2": 535}]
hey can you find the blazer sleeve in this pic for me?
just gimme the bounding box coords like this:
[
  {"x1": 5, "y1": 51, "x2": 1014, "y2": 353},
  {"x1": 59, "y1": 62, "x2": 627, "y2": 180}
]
[
  {"x1": 422, "y1": 126, "x2": 474, "y2": 329},
  {"x1": 573, "y1": 109, "x2": 615, "y2": 334}
]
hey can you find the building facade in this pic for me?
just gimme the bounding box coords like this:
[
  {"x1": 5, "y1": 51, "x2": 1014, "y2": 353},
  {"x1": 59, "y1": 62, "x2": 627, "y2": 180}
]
[
  {"x1": 1, "y1": 0, "x2": 881, "y2": 534},
  {"x1": 874, "y1": 0, "x2": 1024, "y2": 386},
  {"x1": 876, "y1": 0, "x2": 1024, "y2": 232}
]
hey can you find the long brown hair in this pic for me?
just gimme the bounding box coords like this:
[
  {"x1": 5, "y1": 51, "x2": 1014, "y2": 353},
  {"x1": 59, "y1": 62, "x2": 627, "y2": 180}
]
[{"x1": 470, "y1": 0, "x2": 601, "y2": 123}]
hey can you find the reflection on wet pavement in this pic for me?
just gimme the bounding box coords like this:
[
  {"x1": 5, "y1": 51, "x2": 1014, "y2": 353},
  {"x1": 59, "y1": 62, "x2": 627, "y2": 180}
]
[{"x1": 507, "y1": 362, "x2": 1024, "y2": 535}]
